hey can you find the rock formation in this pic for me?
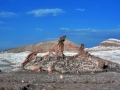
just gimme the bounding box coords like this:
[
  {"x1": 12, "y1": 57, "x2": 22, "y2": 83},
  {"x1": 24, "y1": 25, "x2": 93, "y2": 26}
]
[
  {"x1": 21, "y1": 51, "x2": 38, "y2": 67},
  {"x1": 56, "y1": 35, "x2": 66, "y2": 57},
  {"x1": 22, "y1": 52, "x2": 120, "y2": 74},
  {"x1": 71, "y1": 44, "x2": 90, "y2": 58},
  {"x1": 42, "y1": 35, "x2": 66, "y2": 59},
  {"x1": 42, "y1": 49, "x2": 55, "y2": 59},
  {"x1": 21, "y1": 36, "x2": 120, "y2": 73}
]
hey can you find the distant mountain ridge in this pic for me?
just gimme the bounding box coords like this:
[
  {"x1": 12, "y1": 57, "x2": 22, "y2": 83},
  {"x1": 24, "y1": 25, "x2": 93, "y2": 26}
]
[
  {"x1": 87, "y1": 38, "x2": 120, "y2": 51},
  {"x1": 3, "y1": 39, "x2": 79, "y2": 53},
  {"x1": 100, "y1": 38, "x2": 120, "y2": 47},
  {"x1": 3, "y1": 38, "x2": 120, "y2": 53}
]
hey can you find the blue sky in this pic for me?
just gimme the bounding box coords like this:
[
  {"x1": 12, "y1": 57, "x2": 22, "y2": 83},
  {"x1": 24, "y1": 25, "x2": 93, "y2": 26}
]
[{"x1": 0, "y1": 0, "x2": 120, "y2": 50}]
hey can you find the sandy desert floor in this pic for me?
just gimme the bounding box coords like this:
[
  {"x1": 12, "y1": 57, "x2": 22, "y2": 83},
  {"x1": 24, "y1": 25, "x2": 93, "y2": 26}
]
[
  {"x1": 0, "y1": 71, "x2": 120, "y2": 90},
  {"x1": 0, "y1": 51, "x2": 120, "y2": 90}
]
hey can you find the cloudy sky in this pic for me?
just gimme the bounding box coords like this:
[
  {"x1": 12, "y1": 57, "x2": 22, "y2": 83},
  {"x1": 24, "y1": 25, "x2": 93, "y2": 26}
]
[{"x1": 0, "y1": 0, "x2": 120, "y2": 50}]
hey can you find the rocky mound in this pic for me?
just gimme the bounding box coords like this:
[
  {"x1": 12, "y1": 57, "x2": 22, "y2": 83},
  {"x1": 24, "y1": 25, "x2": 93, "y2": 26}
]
[
  {"x1": 3, "y1": 39, "x2": 79, "y2": 53},
  {"x1": 20, "y1": 36, "x2": 120, "y2": 74},
  {"x1": 21, "y1": 52, "x2": 120, "y2": 74}
]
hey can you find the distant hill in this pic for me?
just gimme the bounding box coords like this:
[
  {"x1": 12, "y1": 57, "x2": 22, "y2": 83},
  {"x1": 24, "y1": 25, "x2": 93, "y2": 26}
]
[
  {"x1": 3, "y1": 39, "x2": 79, "y2": 53},
  {"x1": 87, "y1": 38, "x2": 120, "y2": 51},
  {"x1": 99, "y1": 38, "x2": 120, "y2": 47}
]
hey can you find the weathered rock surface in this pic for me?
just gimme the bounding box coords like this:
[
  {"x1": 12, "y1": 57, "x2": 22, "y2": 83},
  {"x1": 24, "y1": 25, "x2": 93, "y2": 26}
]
[{"x1": 23, "y1": 53, "x2": 120, "y2": 74}]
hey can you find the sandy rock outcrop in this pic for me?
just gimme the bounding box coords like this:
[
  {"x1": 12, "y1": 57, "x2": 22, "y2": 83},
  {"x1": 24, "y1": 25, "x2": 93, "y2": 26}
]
[
  {"x1": 21, "y1": 51, "x2": 38, "y2": 67},
  {"x1": 21, "y1": 36, "x2": 120, "y2": 73},
  {"x1": 22, "y1": 51, "x2": 120, "y2": 74},
  {"x1": 30, "y1": 65, "x2": 41, "y2": 72}
]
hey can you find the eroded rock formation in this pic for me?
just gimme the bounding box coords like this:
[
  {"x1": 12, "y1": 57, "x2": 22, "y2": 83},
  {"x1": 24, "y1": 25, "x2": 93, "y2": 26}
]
[
  {"x1": 42, "y1": 35, "x2": 66, "y2": 59},
  {"x1": 56, "y1": 35, "x2": 66, "y2": 57},
  {"x1": 70, "y1": 44, "x2": 91, "y2": 58},
  {"x1": 21, "y1": 36, "x2": 120, "y2": 73},
  {"x1": 22, "y1": 52, "x2": 120, "y2": 74},
  {"x1": 21, "y1": 51, "x2": 38, "y2": 67}
]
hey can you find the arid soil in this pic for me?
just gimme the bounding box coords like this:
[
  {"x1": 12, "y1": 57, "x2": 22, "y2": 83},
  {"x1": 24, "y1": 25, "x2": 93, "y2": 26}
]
[{"x1": 0, "y1": 71, "x2": 120, "y2": 90}]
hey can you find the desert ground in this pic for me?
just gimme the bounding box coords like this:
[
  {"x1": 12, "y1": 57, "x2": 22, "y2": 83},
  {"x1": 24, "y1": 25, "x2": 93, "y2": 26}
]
[
  {"x1": 0, "y1": 71, "x2": 120, "y2": 90},
  {"x1": 0, "y1": 51, "x2": 120, "y2": 90}
]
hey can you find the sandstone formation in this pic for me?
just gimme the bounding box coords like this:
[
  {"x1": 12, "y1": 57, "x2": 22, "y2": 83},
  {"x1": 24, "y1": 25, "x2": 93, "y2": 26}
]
[
  {"x1": 21, "y1": 36, "x2": 120, "y2": 73},
  {"x1": 21, "y1": 51, "x2": 38, "y2": 67},
  {"x1": 72, "y1": 44, "x2": 90, "y2": 57},
  {"x1": 23, "y1": 52, "x2": 120, "y2": 74},
  {"x1": 56, "y1": 35, "x2": 66, "y2": 57}
]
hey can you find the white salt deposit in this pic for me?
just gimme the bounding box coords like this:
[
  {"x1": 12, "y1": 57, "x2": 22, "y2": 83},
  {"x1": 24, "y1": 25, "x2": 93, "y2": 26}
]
[{"x1": 90, "y1": 50, "x2": 120, "y2": 64}]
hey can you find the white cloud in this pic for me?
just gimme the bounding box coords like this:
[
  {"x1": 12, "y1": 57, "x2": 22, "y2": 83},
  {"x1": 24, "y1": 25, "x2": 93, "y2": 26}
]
[
  {"x1": 74, "y1": 28, "x2": 97, "y2": 32},
  {"x1": 0, "y1": 11, "x2": 16, "y2": 18},
  {"x1": 27, "y1": 8, "x2": 65, "y2": 17},
  {"x1": 60, "y1": 28, "x2": 97, "y2": 32},
  {"x1": 59, "y1": 28, "x2": 120, "y2": 47},
  {"x1": 60, "y1": 28, "x2": 70, "y2": 31},
  {"x1": 60, "y1": 27, "x2": 120, "y2": 39},
  {"x1": 36, "y1": 28, "x2": 43, "y2": 31},
  {"x1": 75, "y1": 8, "x2": 85, "y2": 11}
]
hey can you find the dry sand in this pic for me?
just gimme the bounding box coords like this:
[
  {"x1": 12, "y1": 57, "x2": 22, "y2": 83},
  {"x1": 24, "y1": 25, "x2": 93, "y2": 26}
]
[{"x1": 0, "y1": 71, "x2": 120, "y2": 90}]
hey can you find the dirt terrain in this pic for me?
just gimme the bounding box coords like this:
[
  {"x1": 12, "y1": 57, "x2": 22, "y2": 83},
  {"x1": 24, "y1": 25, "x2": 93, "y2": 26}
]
[{"x1": 0, "y1": 71, "x2": 120, "y2": 90}]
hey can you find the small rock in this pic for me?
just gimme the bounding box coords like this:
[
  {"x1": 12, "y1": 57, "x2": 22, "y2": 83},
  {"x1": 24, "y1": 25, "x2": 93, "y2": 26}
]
[
  {"x1": 21, "y1": 80, "x2": 24, "y2": 83},
  {"x1": 30, "y1": 65, "x2": 41, "y2": 72},
  {"x1": 48, "y1": 66, "x2": 53, "y2": 73},
  {"x1": 60, "y1": 75, "x2": 63, "y2": 79}
]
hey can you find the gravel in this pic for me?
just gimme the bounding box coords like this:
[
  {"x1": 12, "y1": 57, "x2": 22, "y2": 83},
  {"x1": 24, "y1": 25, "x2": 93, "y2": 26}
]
[{"x1": 0, "y1": 71, "x2": 120, "y2": 90}]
